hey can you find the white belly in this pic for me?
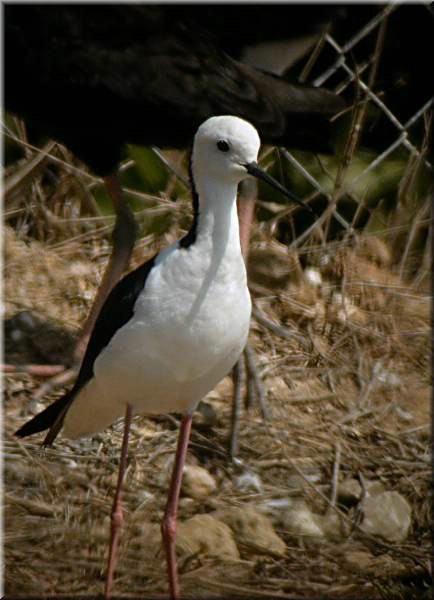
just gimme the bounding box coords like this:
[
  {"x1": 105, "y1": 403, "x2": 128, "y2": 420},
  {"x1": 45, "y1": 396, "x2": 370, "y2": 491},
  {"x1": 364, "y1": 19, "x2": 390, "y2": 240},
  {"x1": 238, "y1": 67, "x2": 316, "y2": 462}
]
[{"x1": 63, "y1": 242, "x2": 251, "y2": 438}]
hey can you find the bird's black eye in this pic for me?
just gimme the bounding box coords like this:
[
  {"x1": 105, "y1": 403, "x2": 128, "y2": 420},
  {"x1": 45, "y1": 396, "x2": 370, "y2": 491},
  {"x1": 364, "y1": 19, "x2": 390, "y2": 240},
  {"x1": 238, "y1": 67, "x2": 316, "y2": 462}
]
[{"x1": 217, "y1": 140, "x2": 230, "y2": 152}]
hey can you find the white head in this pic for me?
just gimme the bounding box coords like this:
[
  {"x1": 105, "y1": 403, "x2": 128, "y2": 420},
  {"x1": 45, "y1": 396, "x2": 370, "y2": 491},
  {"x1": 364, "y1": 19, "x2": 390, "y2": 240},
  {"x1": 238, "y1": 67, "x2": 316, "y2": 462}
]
[
  {"x1": 190, "y1": 116, "x2": 312, "y2": 213},
  {"x1": 191, "y1": 116, "x2": 261, "y2": 186}
]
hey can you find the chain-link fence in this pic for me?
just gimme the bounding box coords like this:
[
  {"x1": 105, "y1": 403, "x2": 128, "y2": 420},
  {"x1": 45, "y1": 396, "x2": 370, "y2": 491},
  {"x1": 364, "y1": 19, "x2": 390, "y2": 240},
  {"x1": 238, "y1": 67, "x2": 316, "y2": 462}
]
[{"x1": 277, "y1": 4, "x2": 432, "y2": 289}]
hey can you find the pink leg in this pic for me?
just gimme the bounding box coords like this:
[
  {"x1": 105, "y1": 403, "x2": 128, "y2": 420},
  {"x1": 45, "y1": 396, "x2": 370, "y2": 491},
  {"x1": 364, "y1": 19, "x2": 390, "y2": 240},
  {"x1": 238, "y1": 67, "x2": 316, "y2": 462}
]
[
  {"x1": 237, "y1": 177, "x2": 257, "y2": 261},
  {"x1": 104, "y1": 403, "x2": 133, "y2": 599},
  {"x1": 161, "y1": 414, "x2": 193, "y2": 600},
  {"x1": 75, "y1": 174, "x2": 138, "y2": 359}
]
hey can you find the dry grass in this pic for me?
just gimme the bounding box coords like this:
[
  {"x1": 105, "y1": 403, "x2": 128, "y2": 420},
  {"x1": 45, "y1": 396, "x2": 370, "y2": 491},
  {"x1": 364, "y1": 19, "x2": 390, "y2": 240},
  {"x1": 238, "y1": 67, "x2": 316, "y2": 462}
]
[
  {"x1": 3, "y1": 10, "x2": 433, "y2": 592},
  {"x1": 3, "y1": 130, "x2": 432, "y2": 599}
]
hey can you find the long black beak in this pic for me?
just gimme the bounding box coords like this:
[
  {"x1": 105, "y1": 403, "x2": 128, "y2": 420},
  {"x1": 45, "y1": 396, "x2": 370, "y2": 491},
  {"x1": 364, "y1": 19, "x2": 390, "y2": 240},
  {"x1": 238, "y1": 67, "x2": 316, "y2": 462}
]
[{"x1": 243, "y1": 161, "x2": 313, "y2": 213}]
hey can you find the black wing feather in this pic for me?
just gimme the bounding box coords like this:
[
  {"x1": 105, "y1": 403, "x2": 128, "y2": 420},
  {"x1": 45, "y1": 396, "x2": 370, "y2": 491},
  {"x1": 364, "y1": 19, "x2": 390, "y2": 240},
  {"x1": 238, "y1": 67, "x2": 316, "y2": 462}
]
[
  {"x1": 14, "y1": 256, "x2": 156, "y2": 442},
  {"x1": 15, "y1": 389, "x2": 75, "y2": 439},
  {"x1": 75, "y1": 256, "x2": 156, "y2": 388}
]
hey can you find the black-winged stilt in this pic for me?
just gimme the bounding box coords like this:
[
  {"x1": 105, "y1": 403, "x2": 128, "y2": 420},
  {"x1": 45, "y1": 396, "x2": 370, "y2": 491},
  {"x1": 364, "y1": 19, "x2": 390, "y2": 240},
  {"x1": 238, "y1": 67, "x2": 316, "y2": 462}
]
[
  {"x1": 15, "y1": 115, "x2": 312, "y2": 599},
  {"x1": 4, "y1": 5, "x2": 344, "y2": 358}
]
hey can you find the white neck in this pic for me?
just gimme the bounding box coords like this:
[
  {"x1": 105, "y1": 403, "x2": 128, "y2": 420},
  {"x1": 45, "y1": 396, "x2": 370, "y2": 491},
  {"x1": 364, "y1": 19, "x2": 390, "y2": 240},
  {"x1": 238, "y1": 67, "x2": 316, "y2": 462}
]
[
  {"x1": 180, "y1": 174, "x2": 244, "y2": 321},
  {"x1": 194, "y1": 175, "x2": 241, "y2": 259}
]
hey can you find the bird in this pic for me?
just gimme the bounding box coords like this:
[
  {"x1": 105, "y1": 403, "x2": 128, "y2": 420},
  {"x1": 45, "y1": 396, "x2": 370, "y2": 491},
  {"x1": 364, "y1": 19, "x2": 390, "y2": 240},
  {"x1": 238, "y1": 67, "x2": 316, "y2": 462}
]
[
  {"x1": 15, "y1": 115, "x2": 313, "y2": 599},
  {"x1": 4, "y1": 5, "x2": 344, "y2": 360}
]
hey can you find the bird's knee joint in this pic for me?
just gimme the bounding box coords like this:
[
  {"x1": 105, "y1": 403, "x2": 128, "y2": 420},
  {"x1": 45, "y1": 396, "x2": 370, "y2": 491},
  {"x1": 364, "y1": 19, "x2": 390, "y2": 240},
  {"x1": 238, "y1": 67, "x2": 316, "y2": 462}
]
[
  {"x1": 111, "y1": 508, "x2": 123, "y2": 529},
  {"x1": 161, "y1": 516, "x2": 177, "y2": 543}
]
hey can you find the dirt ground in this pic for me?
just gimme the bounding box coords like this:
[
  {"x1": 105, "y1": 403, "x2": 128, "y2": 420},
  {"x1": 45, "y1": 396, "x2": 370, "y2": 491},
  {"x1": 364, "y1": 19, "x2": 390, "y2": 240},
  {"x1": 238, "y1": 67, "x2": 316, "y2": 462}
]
[{"x1": 3, "y1": 175, "x2": 432, "y2": 599}]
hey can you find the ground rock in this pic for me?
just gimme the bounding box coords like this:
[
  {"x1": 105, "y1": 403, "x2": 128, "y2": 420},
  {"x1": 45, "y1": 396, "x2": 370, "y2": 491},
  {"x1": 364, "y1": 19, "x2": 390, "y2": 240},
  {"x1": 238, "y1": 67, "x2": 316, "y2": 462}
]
[
  {"x1": 217, "y1": 505, "x2": 286, "y2": 557},
  {"x1": 176, "y1": 514, "x2": 239, "y2": 560},
  {"x1": 361, "y1": 491, "x2": 411, "y2": 542},
  {"x1": 259, "y1": 498, "x2": 292, "y2": 522},
  {"x1": 318, "y1": 510, "x2": 349, "y2": 542},
  {"x1": 304, "y1": 267, "x2": 323, "y2": 288},
  {"x1": 281, "y1": 499, "x2": 325, "y2": 543},
  {"x1": 287, "y1": 471, "x2": 321, "y2": 491},
  {"x1": 182, "y1": 465, "x2": 217, "y2": 500},
  {"x1": 344, "y1": 549, "x2": 407, "y2": 576},
  {"x1": 365, "y1": 480, "x2": 386, "y2": 497},
  {"x1": 344, "y1": 550, "x2": 377, "y2": 573},
  {"x1": 338, "y1": 478, "x2": 362, "y2": 506},
  {"x1": 234, "y1": 471, "x2": 263, "y2": 494},
  {"x1": 195, "y1": 401, "x2": 218, "y2": 427}
]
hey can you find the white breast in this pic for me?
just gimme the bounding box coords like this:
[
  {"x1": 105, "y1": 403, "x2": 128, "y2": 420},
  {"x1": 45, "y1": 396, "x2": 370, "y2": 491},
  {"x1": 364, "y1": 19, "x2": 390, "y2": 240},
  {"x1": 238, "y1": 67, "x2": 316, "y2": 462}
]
[
  {"x1": 63, "y1": 176, "x2": 251, "y2": 438},
  {"x1": 91, "y1": 241, "x2": 251, "y2": 416}
]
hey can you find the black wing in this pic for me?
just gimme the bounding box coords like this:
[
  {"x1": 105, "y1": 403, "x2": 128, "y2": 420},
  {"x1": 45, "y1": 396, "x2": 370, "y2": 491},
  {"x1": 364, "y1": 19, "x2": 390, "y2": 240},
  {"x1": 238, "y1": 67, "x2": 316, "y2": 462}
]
[
  {"x1": 15, "y1": 255, "x2": 156, "y2": 442},
  {"x1": 75, "y1": 255, "x2": 157, "y2": 389}
]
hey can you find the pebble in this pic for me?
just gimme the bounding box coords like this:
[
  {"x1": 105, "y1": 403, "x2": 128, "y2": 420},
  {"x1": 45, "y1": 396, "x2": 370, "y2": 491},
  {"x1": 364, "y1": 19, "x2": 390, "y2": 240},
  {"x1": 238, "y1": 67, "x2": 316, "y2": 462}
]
[
  {"x1": 344, "y1": 549, "x2": 406, "y2": 576},
  {"x1": 344, "y1": 550, "x2": 376, "y2": 572},
  {"x1": 361, "y1": 491, "x2": 412, "y2": 542},
  {"x1": 234, "y1": 471, "x2": 263, "y2": 494},
  {"x1": 376, "y1": 366, "x2": 402, "y2": 388},
  {"x1": 281, "y1": 499, "x2": 325, "y2": 543},
  {"x1": 177, "y1": 514, "x2": 239, "y2": 560},
  {"x1": 317, "y1": 510, "x2": 348, "y2": 542},
  {"x1": 304, "y1": 267, "x2": 322, "y2": 288},
  {"x1": 182, "y1": 465, "x2": 217, "y2": 500},
  {"x1": 260, "y1": 498, "x2": 292, "y2": 519},
  {"x1": 195, "y1": 401, "x2": 218, "y2": 427},
  {"x1": 136, "y1": 490, "x2": 155, "y2": 505},
  {"x1": 287, "y1": 471, "x2": 321, "y2": 490},
  {"x1": 365, "y1": 480, "x2": 386, "y2": 497},
  {"x1": 62, "y1": 458, "x2": 79, "y2": 469},
  {"x1": 217, "y1": 505, "x2": 286, "y2": 557},
  {"x1": 338, "y1": 478, "x2": 362, "y2": 506}
]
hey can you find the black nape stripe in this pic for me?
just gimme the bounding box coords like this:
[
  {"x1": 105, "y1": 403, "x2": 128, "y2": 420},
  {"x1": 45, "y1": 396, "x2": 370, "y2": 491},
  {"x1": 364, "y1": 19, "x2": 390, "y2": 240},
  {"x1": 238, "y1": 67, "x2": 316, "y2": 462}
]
[{"x1": 179, "y1": 152, "x2": 199, "y2": 248}]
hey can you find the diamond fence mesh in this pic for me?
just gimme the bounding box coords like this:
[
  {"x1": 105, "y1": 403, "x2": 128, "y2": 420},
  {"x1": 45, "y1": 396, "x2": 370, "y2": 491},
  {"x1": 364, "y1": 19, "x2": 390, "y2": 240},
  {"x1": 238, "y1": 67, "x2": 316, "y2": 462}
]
[{"x1": 278, "y1": 4, "x2": 432, "y2": 289}]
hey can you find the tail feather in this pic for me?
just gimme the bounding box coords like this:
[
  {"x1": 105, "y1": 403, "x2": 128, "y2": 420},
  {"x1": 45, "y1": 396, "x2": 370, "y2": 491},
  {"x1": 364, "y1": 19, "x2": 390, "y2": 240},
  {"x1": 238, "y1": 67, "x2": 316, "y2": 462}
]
[{"x1": 15, "y1": 389, "x2": 76, "y2": 442}]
